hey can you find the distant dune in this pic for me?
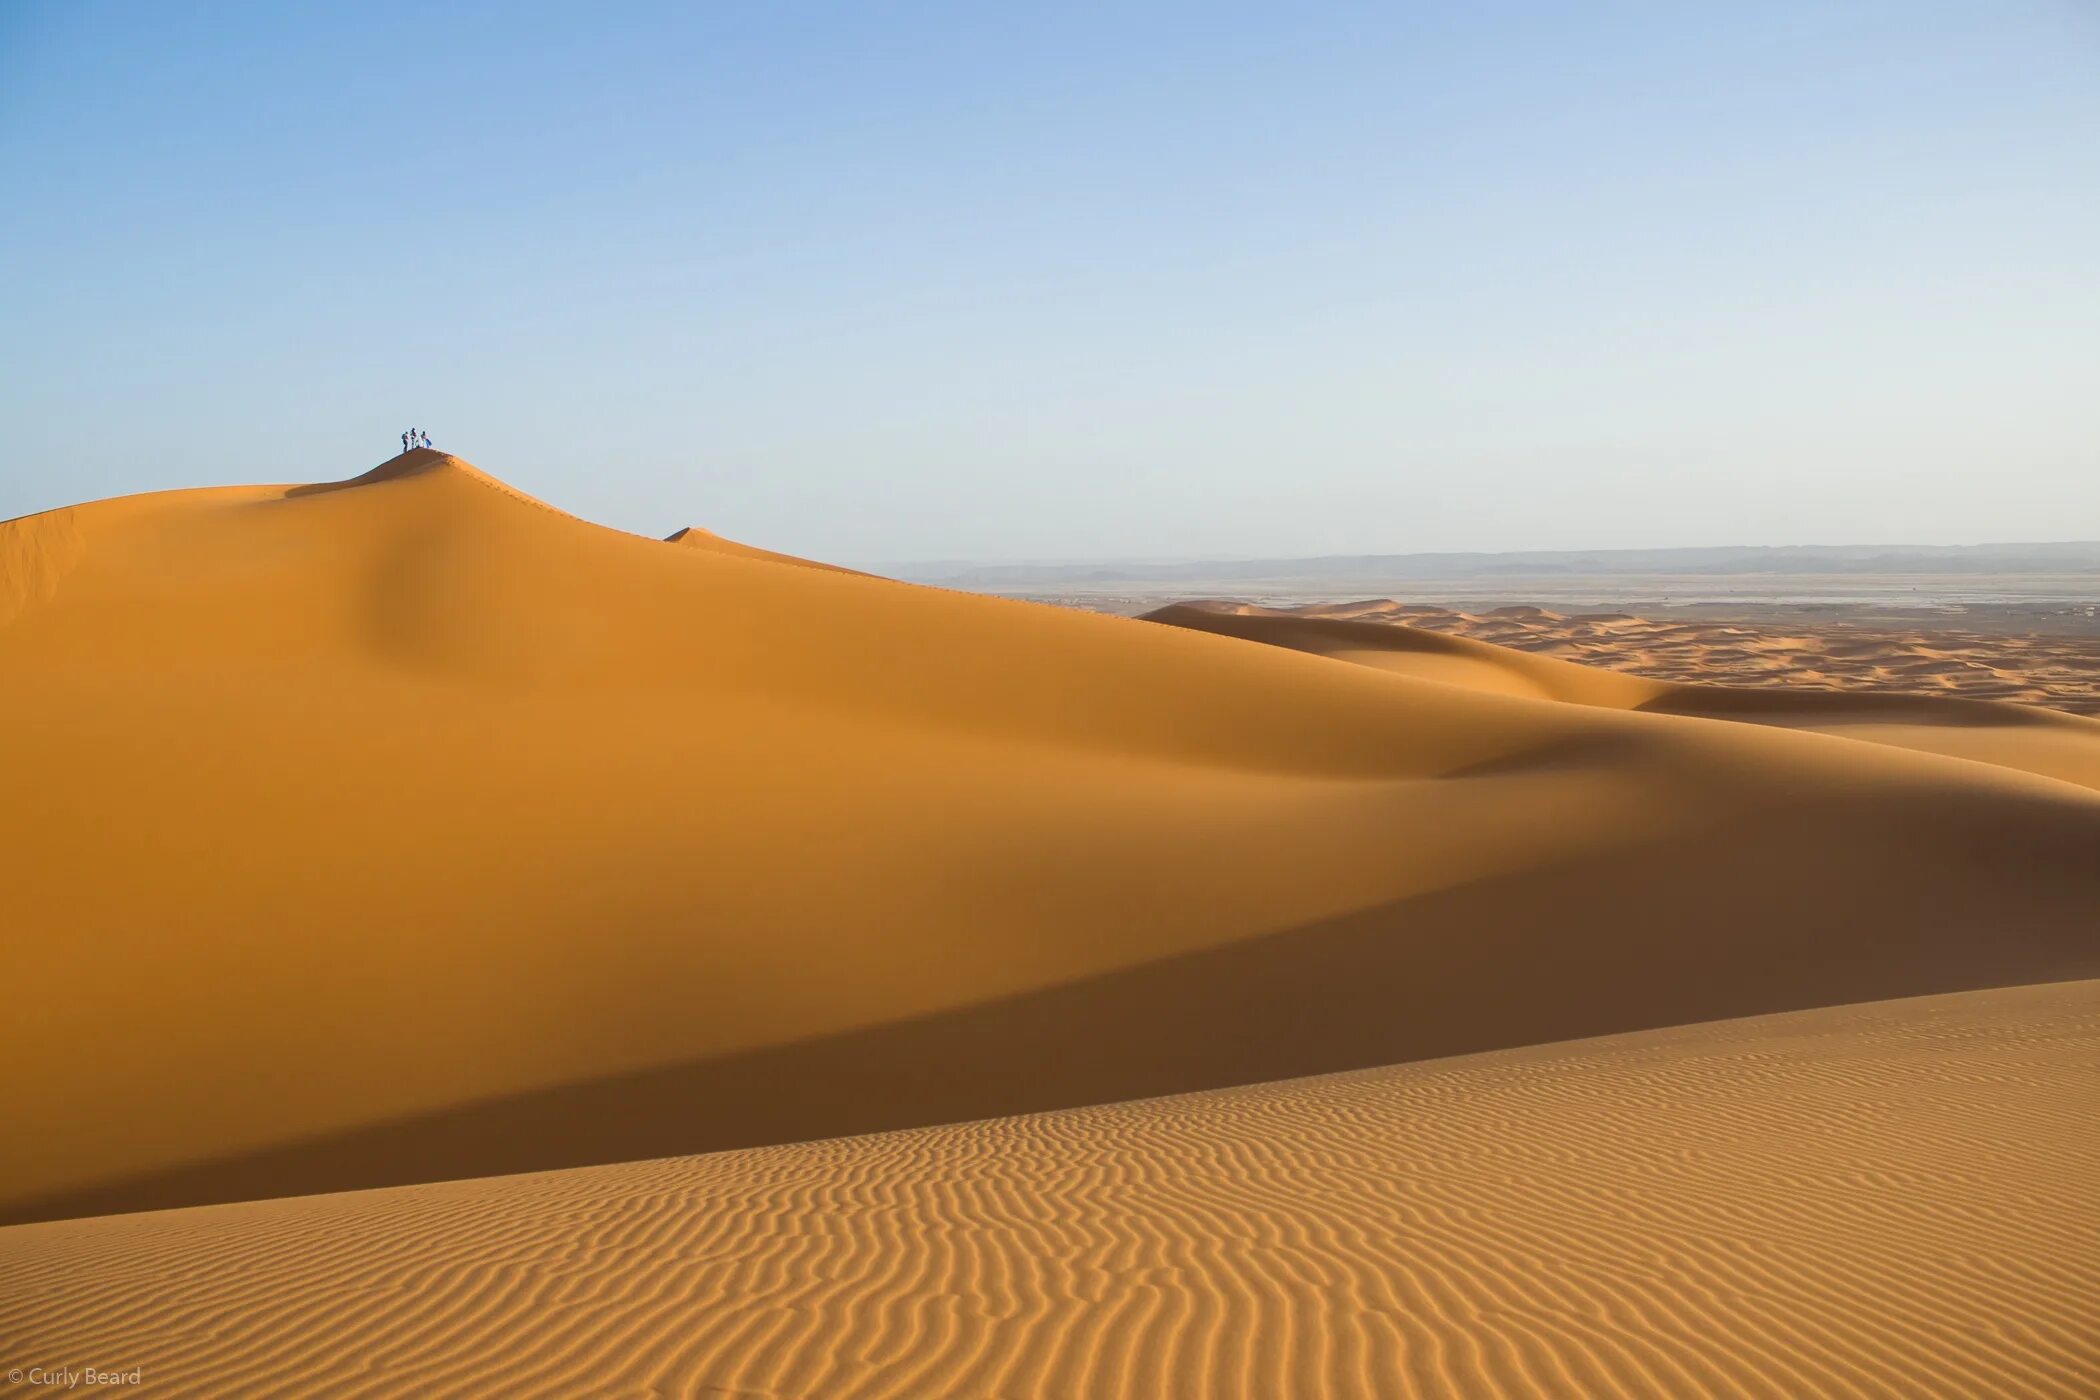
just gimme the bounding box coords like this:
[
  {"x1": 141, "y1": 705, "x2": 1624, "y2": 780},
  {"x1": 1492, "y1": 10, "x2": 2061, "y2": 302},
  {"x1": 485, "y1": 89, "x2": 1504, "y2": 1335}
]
[
  {"x1": 1148, "y1": 601, "x2": 2100, "y2": 792},
  {"x1": 5, "y1": 451, "x2": 2100, "y2": 1232},
  {"x1": 1173, "y1": 597, "x2": 2100, "y2": 714},
  {"x1": 7, "y1": 980, "x2": 2095, "y2": 1397}
]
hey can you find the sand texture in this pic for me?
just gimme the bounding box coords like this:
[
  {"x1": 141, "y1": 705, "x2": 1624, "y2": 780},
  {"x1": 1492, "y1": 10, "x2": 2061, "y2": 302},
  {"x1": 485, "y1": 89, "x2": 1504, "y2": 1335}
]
[
  {"x1": 5, "y1": 980, "x2": 2096, "y2": 1398},
  {"x1": 4, "y1": 453, "x2": 2100, "y2": 1229}
]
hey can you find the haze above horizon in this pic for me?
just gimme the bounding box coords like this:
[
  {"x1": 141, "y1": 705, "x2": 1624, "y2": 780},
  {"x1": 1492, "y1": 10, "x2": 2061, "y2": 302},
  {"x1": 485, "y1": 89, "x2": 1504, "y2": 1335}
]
[{"x1": 2, "y1": 1, "x2": 2095, "y2": 561}]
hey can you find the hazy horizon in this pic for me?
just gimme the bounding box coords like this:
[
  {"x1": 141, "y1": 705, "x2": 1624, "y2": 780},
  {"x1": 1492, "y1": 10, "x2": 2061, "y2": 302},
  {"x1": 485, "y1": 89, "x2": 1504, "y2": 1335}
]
[
  {"x1": 4, "y1": 1, "x2": 2096, "y2": 562},
  {"x1": 870, "y1": 538, "x2": 2100, "y2": 575}
]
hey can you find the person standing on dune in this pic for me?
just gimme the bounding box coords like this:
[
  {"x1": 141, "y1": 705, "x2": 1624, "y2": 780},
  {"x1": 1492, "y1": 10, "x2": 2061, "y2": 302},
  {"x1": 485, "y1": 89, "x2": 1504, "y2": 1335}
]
[{"x1": 401, "y1": 430, "x2": 410, "y2": 455}]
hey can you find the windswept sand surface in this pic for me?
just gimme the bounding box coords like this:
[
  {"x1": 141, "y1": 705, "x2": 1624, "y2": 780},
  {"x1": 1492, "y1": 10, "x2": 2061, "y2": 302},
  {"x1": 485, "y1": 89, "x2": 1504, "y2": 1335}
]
[
  {"x1": 4, "y1": 453, "x2": 2100, "y2": 1229},
  {"x1": 5, "y1": 981, "x2": 2096, "y2": 1399}
]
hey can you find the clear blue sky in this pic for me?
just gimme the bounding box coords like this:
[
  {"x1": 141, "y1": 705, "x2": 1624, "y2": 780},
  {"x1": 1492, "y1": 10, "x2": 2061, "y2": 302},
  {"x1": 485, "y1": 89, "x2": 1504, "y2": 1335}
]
[{"x1": 3, "y1": 1, "x2": 2095, "y2": 562}]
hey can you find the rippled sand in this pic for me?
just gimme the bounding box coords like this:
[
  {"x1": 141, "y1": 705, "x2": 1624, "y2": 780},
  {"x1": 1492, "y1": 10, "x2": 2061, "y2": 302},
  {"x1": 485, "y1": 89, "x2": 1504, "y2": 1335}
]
[{"x1": 5, "y1": 981, "x2": 2095, "y2": 1398}]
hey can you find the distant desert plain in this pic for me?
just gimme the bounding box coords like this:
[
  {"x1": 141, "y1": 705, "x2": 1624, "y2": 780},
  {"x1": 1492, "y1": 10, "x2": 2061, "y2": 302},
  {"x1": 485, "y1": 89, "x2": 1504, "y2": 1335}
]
[{"x1": 4, "y1": 452, "x2": 2098, "y2": 1397}]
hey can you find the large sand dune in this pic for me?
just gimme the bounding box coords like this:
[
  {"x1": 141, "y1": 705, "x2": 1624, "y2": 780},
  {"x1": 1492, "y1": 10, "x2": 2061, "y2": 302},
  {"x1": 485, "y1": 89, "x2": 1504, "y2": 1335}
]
[
  {"x1": 5, "y1": 980, "x2": 2095, "y2": 1398},
  {"x1": 5, "y1": 452, "x2": 2100, "y2": 1227}
]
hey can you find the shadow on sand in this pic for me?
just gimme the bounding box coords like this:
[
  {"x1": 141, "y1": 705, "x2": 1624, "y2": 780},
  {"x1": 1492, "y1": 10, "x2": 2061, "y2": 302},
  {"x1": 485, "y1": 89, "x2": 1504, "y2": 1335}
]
[{"x1": 10, "y1": 786, "x2": 2096, "y2": 1228}]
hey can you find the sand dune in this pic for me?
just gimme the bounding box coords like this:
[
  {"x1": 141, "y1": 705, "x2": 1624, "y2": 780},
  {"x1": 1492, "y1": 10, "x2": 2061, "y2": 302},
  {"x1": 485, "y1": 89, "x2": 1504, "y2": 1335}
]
[
  {"x1": 5, "y1": 452, "x2": 2100, "y2": 1227},
  {"x1": 5, "y1": 980, "x2": 2095, "y2": 1398},
  {"x1": 1149, "y1": 601, "x2": 2100, "y2": 793},
  {"x1": 1204, "y1": 597, "x2": 2100, "y2": 714}
]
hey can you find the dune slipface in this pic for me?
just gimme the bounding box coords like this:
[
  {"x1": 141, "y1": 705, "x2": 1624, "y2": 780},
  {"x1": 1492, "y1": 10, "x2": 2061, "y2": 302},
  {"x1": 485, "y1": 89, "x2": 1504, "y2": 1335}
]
[
  {"x1": 4, "y1": 981, "x2": 2096, "y2": 1398},
  {"x1": 4, "y1": 452, "x2": 2100, "y2": 1226}
]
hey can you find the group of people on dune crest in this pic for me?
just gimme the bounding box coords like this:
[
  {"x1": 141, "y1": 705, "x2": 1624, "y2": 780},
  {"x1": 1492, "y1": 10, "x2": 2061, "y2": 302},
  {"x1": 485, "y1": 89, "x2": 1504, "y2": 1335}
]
[{"x1": 400, "y1": 428, "x2": 432, "y2": 454}]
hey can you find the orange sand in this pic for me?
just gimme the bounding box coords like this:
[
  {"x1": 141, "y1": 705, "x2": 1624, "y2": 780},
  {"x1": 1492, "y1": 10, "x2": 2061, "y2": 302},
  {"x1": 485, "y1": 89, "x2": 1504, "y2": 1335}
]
[
  {"x1": 5, "y1": 980, "x2": 2095, "y2": 1398},
  {"x1": 663, "y1": 523, "x2": 871, "y2": 575},
  {"x1": 4, "y1": 454, "x2": 2100, "y2": 1229},
  {"x1": 7, "y1": 453, "x2": 2100, "y2": 1394}
]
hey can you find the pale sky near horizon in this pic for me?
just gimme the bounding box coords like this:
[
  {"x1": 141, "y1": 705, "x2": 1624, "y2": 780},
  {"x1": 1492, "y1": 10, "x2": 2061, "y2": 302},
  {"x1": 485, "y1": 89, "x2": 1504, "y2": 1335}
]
[{"x1": 2, "y1": 1, "x2": 2095, "y2": 564}]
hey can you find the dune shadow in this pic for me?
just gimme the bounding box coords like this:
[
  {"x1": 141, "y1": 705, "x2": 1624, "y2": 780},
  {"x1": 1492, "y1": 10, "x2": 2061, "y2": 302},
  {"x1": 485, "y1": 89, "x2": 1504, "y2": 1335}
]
[{"x1": 9, "y1": 789, "x2": 2096, "y2": 1229}]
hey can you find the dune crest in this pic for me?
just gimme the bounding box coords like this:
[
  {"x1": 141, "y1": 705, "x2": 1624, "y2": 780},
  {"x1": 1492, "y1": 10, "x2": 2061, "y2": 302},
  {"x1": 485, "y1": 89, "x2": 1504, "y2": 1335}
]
[
  {"x1": 0, "y1": 505, "x2": 87, "y2": 627},
  {"x1": 5, "y1": 456, "x2": 2100, "y2": 1225},
  {"x1": 285, "y1": 446, "x2": 562, "y2": 510}
]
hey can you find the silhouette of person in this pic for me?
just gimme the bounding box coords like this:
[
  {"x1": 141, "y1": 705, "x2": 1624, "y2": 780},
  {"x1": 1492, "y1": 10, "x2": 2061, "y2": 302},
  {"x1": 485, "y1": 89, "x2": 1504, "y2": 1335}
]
[
  {"x1": 419, "y1": 430, "x2": 432, "y2": 449},
  {"x1": 401, "y1": 430, "x2": 410, "y2": 455}
]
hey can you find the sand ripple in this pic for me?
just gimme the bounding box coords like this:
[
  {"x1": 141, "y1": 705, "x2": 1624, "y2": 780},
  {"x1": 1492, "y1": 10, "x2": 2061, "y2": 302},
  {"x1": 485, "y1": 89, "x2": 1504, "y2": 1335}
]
[{"x1": 5, "y1": 981, "x2": 2096, "y2": 1399}]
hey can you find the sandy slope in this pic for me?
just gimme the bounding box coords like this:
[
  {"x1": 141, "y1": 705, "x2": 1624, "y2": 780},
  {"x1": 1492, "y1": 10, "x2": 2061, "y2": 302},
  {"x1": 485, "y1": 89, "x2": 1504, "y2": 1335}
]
[
  {"x1": 663, "y1": 523, "x2": 871, "y2": 575},
  {"x1": 5, "y1": 453, "x2": 2100, "y2": 1225},
  {"x1": 1148, "y1": 601, "x2": 2100, "y2": 793},
  {"x1": 5, "y1": 980, "x2": 2095, "y2": 1399}
]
